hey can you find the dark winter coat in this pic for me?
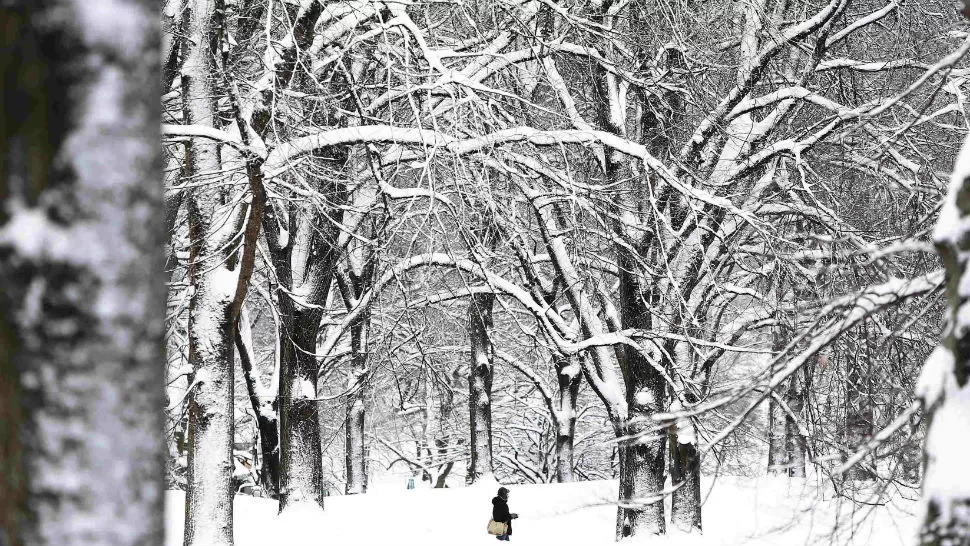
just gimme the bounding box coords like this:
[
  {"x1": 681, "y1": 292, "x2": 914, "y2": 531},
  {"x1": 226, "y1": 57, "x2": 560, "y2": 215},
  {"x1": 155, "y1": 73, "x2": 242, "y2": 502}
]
[{"x1": 492, "y1": 496, "x2": 512, "y2": 536}]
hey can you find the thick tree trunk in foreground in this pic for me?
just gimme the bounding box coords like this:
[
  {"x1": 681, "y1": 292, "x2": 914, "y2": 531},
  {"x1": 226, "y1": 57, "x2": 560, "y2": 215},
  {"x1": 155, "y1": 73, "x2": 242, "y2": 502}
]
[
  {"x1": 262, "y1": 177, "x2": 341, "y2": 510},
  {"x1": 0, "y1": 2, "x2": 164, "y2": 545},
  {"x1": 467, "y1": 292, "x2": 496, "y2": 483},
  {"x1": 916, "y1": 102, "x2": 970, "y2": 545}
]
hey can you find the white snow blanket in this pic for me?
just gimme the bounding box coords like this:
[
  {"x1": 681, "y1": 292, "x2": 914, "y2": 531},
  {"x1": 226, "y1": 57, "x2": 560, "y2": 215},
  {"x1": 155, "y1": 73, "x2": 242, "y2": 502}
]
[{"x1": 166, "y1": 476, "x2": 919, "y2": 546}]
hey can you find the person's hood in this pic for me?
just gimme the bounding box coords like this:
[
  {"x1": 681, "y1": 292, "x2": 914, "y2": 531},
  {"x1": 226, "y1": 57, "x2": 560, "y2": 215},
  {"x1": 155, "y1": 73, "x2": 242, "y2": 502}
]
[{"x1": 492, "y1": 496, "x2": 506, "y2": 505}]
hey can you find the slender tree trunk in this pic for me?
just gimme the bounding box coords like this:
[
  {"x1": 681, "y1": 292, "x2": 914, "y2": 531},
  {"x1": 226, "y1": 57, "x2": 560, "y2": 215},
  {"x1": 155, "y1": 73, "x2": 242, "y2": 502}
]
[
  {"x1": 467, "y1": 292, "x2": 496, "y2": 483},
  {"x1": 767, "y1": 394, "x2": 789, "y2": 474},
  {"x1": 0, "y1": 3, "x2": 164, "y2": 546},
  {"x1": 769, "y1": 373, "x2": 809, "y2": 478},
  {"x1": 670, "y1": 340, "x2": 702, "y2": 535},
  {"x1": 784, "y1": 364, "x2": 810, "y2": 478},
  {"x1": 767, "y1": 316, "x2": 790, "y2": 475},
  {"x1": 235, "y1": 307, "x2": 280, "y2": 497},
  {"x1": 843, "y1": 337, "x2": 874, "y2": 481},
  {"x1": 345, "y1": 315, "x2": 369, "y2": 494},
  {"x1": 554, "y1": 354, "x2": 581, "y2": 483}
]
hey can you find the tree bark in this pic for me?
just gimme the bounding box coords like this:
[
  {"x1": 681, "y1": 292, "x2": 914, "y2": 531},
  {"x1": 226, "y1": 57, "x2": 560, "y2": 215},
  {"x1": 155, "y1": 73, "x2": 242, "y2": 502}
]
[
  {"x1": 235, "y1": 307, "x2": 280, "y2": 497},
  {"x1": 767, "y1": 394, "x2": 789, "y2": 474},
  {"x1": 916, "y1": 56, "x2": 970, "y2": 541},
  {"x1": 277, "y1": 298, "x2": 325, "y2": 509},
  {"x1": 670, "y1": 424, "x2": 702, "y2": 532},
  {"x1": 467, "y1": 291, "x2": 496, "y2": 483},
  {"x1": 616, "y1": 258, "x2": 667, "y2": 537},
  {"x1": 345, "y1": 315, "x2": 369, "y2": 494},
  {"x1": 181, "y1": 0, "x2": 266, "y2": 540},
  {"x1": 0, "y1": 3, "x2": 164, "y2": 546},
  {"x1": 181, "y1": 1, "x2": 236, "y2": 543},
  {"x1": 554, "y1": 354, "x2": 581, "y2": 483},
  {"x1": 784, "y1": 370, "x2": 808, "y2": 478}
]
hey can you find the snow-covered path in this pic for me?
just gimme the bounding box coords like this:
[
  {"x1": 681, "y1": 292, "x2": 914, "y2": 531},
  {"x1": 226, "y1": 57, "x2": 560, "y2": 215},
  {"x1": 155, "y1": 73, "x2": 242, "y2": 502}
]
[{"x1": 165, "y1": 476, "x2": 919, "y2": 546}]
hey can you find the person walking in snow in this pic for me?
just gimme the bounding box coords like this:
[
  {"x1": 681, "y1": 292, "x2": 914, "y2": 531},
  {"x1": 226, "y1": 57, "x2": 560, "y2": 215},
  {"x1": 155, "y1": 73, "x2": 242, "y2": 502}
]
[{"x1": 491, "y1": 487, "x2": 518, "y2": 541}]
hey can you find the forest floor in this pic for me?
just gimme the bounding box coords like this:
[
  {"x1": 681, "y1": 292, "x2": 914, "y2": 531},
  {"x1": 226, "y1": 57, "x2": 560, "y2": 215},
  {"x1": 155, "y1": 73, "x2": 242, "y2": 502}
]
[{"x1": 165, "y1": 475, "x2": 919, "y2": 545}]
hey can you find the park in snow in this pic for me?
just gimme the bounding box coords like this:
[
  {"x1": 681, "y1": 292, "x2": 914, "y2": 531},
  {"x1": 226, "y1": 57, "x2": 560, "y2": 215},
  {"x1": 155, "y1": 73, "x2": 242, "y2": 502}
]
[{"x1": 165, "y1": 475, "x2": 920, "y2": 546}]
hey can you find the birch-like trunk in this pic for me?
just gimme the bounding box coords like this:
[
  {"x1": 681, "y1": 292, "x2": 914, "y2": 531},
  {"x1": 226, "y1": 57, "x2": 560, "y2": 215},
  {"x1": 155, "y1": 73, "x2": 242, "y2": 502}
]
[
  {"x1": 670, "y1": 344, "x2": 702, "y2": 532},
  {"x1": 767, "y1": 313, "x2": 790, "y2": 474},
  {"x1": 0, "y1": 2, "x2": 164, "y2": 546},
  {"x1": 767, "y1": 395, "x2": 789, "y2": 474},
  {"x1": 768, "y1": 374, "x2": 809, "y2": 478},
  {"x1": 784, "y1": 370, "x2": 808, "y2": 478},
  {"x1": 467, "y1": 292, "x2": 496, "y2": 483}
]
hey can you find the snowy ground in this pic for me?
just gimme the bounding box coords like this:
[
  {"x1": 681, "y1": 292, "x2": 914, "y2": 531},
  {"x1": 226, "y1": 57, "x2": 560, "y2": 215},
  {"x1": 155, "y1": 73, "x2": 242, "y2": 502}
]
[{"x1": 165, "y1": 475, "x2": 920, "y2": 546}]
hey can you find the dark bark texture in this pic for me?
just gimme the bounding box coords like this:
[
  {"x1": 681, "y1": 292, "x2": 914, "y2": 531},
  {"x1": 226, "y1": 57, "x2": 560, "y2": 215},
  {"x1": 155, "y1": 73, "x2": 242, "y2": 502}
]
[{"x1": 467, "y1": 292, "x2": 496, "y2": 483}]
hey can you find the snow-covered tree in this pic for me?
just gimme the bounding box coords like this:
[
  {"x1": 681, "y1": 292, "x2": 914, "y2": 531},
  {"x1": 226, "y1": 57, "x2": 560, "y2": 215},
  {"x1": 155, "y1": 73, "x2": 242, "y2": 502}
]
[
  {"x1": 0, "y1": 1, "x2": 164, "y2": 545},
  {"x1": 916, "y1": 0, "x2": 970, "y2": 534}
]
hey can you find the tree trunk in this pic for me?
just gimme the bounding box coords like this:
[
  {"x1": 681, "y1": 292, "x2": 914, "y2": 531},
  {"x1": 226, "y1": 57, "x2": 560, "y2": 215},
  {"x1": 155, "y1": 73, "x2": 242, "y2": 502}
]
[
  {"x1": 262, "y1": 189, "x2": 339, "y2": 511},
  {"x1": 843, "y1": 335, "x2": 874, "y2": 481},
  {"x1": 784, "y1": 366, "x2": 810, "y2": 478},
  {"x1": 670, "y1": 423, "x2": 702, "y2": 533},
  {"x1": 916, "y1": 81, "x2": 970, "y2": 544},
  {"x1": 467, "y1": 292, "x2": 496, "y2": 483},
  {"x1": 767, "y1": 394, "x2": 789, "y2": 474},
  {"x1": 0, "y1": 3, "x2": 164, "y2": 546},
  {"x1": 180, "y1": 0, "x2": 254, "y2": 542},
  {"x1": 768, "y1": 373, "x2": 809, "y2": 478},
  {"x1": 616, "y1": 260, "x2": 666, "y2": 537},
  {"x1": 277, "y1": 299, "x2": 325, "y2": 509},
  {"x1": 554, "y1": 354, "x2": 581, "y2": 483},
  {"x1": 767, "y1": 316, "x2": 790, "y2": 474},
  {"x1": 235, "y1": 307, "x2": 280, "y2": 497},
  {"x1": 345, "y1": 315, "x2": 369, "y2": 494}
]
